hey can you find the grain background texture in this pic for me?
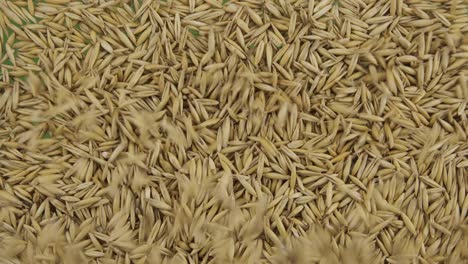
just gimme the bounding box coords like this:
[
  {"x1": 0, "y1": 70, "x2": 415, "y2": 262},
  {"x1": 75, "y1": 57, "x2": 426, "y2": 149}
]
[{"x1": 0, "y1": 0, "x2": 467, "y2": 263}]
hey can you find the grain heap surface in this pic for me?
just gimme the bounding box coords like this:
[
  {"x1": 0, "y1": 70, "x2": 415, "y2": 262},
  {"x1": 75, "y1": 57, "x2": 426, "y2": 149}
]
[{"x1": 0, "y1": 0, "x2": 467, "y2": 263}]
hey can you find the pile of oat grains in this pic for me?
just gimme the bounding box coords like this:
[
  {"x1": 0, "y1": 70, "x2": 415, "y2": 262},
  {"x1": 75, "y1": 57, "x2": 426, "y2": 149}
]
[{"x1": 0, "y1": 0, "x2": 467, "y2": 263}]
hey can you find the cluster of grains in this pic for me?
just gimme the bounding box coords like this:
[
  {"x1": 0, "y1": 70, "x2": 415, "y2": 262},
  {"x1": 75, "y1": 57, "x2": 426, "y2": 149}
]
[{"x1": 0, "y1": 0, "x2": 467, "y2": 263}]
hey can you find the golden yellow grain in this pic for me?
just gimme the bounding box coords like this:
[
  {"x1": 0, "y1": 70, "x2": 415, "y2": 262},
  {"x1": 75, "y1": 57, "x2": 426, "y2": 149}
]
[{"x1": 0, "y1": 0, "x2": 466, "y2": 262}]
